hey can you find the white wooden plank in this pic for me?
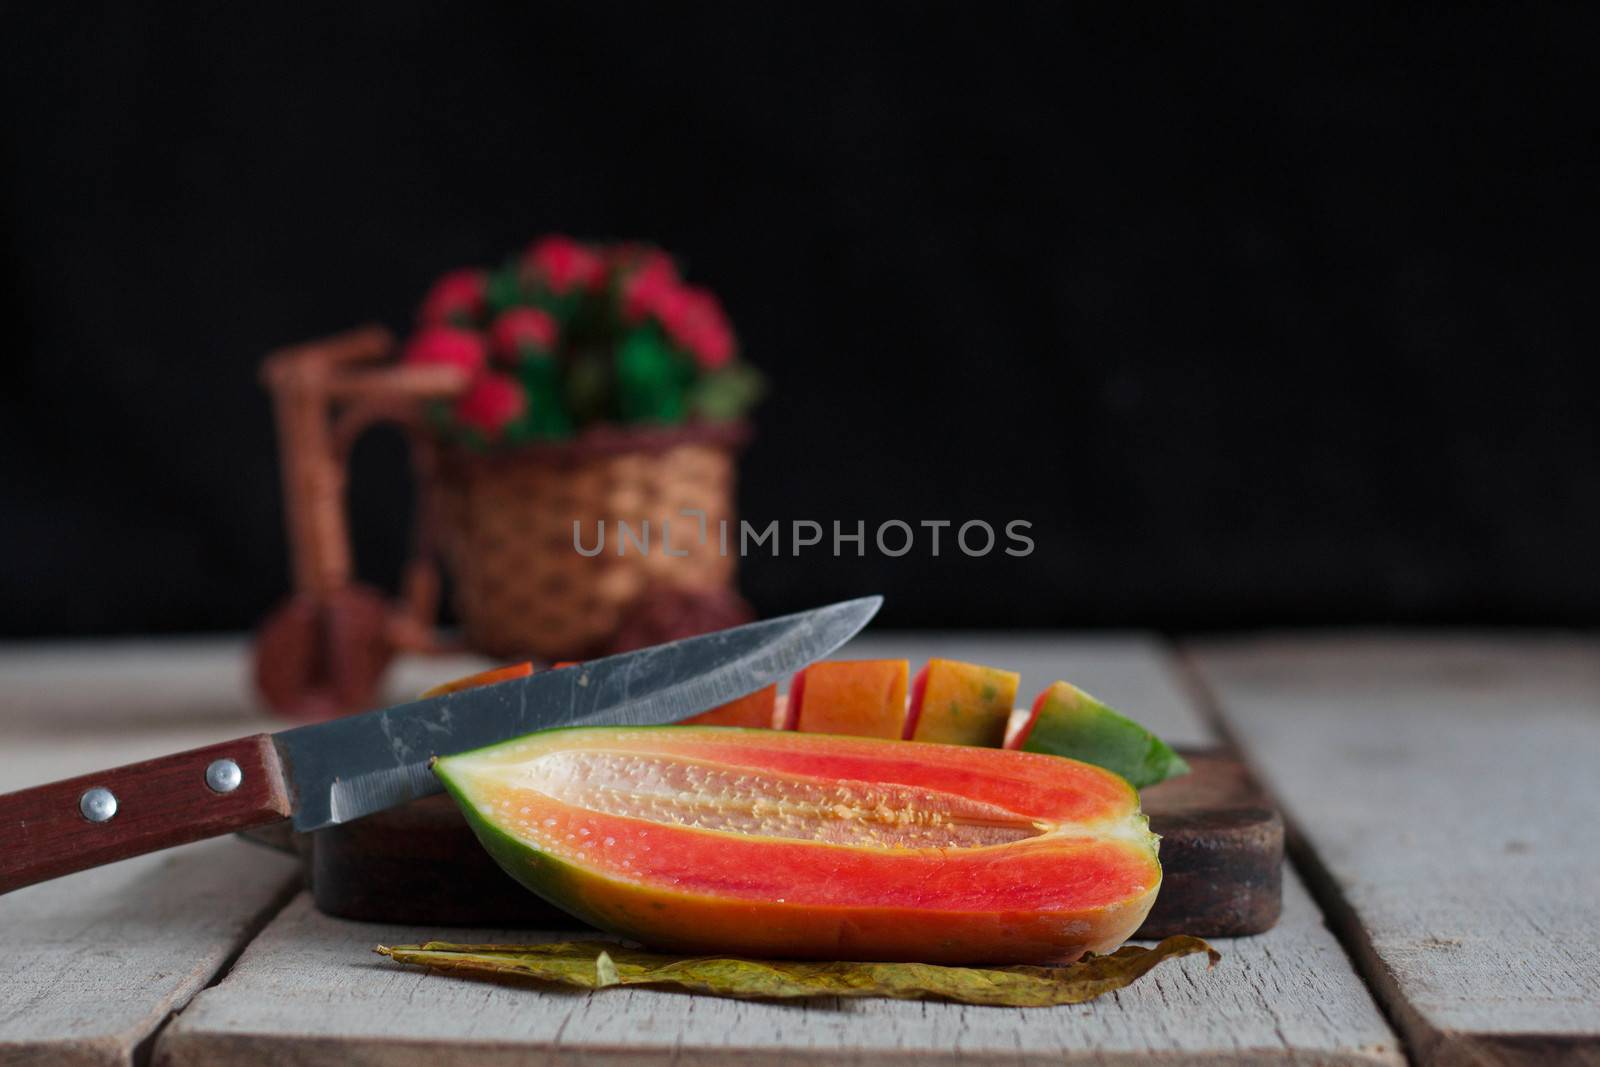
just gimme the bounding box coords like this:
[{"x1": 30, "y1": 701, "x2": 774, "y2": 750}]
[
  {"x1": 0, "y1": 663, "x2": 305, "y2": 1067},
  {"x1": 0, "y1": 637, "x2": 265, "y2": 735},
  {"x1": 0, "y1": 637, "x2": 492, "y2": 736},
  {"x1": 156, "y1": 869, "x2": 1398, "y2": 1066},
  {"x1": 0, "y1": 839, "x2": 300, "y2": 1067},
  {"x1": 847, "y1": 632, "x2": 1216, "y2": 747},
  {"x1": 1191, "y1": 633, "x2": 1600, "y2": 1065},
  {"x1": 0, "y1": 637, "x2": 488, "y2": 1064}
]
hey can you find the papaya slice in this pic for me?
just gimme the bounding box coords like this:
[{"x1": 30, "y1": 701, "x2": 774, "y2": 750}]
[
  {"x1": 1008, "y1": 681, "x2": 1191, "y2": 789},
  {"x1": 419, "y1": 661, "x2": 534, "y2": 699},
  {"x1": 787, "y1": 659, "x2": 908, "y2": 738},
  {"x1": 435, "y1": 726, "x2": 1161, "y2": 964},
  {"x1": 458, "y1": 660, "x2": 775, "y2": 729},
  {"x1": 904, "y1": 658, "x2": 1019, "y2": 746},
  {"x1": 684, "y1": 684, "x2": 778, "y2": 728}
]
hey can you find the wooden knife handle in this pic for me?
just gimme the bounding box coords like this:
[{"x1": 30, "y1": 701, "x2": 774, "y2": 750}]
[{"x1": 0, "y1": 735, "x2": 293, "y2": 893}]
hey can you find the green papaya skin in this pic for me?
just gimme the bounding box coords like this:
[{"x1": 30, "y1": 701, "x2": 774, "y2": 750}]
[
  {"x1": 1012, "y1": 682, "x2": 1190, "y2": 789},
  {"x1": 434, "y1": 743, "x2": 615, "y2": 931}
]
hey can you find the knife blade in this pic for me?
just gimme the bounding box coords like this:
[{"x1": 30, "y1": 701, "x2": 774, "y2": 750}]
[
  {"x1": 0, "y1": 596, "x2": 880, "y2": 892},
  {"x1": 276, "y1": 595, "x2": 881, "y2": 831}
]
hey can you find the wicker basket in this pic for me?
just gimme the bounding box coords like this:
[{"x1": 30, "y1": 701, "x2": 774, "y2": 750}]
[{"x1": 430, "y1": 422, "x2": 750, "y2": 660}]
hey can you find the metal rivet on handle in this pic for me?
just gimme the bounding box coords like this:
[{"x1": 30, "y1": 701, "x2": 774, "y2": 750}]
[
  {"x1": 79, "y1": 787, "x2": 118, "y2": 823},
  {"x1": 205, "y1": 758, "x2": 243, "y2": 794}
]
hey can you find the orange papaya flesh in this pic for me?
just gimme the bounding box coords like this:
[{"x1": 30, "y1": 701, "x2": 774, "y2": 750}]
[
  {"x1": 789, "y1": 659, "x2": 909, "y2": 739},
  {"x1": 541, "y1": 659, "x2": 777, "y2": 728},
  {"x1": 684, "y1": 683, "x2": 778, "y2": 728},
  {"x1": 419, "y1": 661, "x2": 534, "y2": 699},
  {"x1": 904, "y1": 658, "x2": 1019, "y2": 746},
  {"x1": 434, "y1": 726, "x2": 1161, "y2": 964}
]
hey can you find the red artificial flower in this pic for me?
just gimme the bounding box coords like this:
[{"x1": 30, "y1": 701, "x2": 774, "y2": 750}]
[
  {"x1": 659, "y1": 286, "x2": 736, "y2": 369},
  {"x1": 524, "y1": 235, "x2": 605, "y2": 295},
  {"x1": 609, "y1": 243, "x2": 677, "y2": 275},
  {"x1": 455, "y1": 372, "x2": 527, "y2": 437},
  {"x1": 418, "y1": 268, "x2": 488, "y2": 324},
  {"x1": 620, "y1": 252, "x2": 683, "y2": 322},
  {"x1": 402, "y1": 325, "x2": 487, "y2": 376},
  {"x1": 489, "y1": 307, "x2": 558, "y2": 362}
]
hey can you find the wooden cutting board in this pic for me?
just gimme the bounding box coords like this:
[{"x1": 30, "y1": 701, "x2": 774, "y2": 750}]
[{"x1": 253, "y1": 748, "x2": 1281, "y2": 939}]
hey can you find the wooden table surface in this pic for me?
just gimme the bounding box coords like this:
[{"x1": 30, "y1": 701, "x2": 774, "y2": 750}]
[{"x1": 1, "y1": 632, "x2": 1594, "y2": 1065}]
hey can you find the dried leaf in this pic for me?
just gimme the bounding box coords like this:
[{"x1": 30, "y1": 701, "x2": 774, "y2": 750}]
[{"x1": 374, "y1": 936, "x2": 1218, "y2": 1007}]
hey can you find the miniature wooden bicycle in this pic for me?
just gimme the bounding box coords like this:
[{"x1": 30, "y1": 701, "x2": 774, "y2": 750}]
[{"x1": 254, "y1": 326, "x2": 750, "y2": 720}]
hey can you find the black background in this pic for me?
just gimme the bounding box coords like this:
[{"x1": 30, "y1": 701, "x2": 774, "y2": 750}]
[{"x1": 3, "y1": 4, "x2": 1597, "y2": 637}]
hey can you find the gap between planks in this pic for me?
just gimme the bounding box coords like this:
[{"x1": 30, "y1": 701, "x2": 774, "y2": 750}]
[
  {"x1": 1172, "y1": 644, "x2": 1429, "y2": 1066},
  {"x1": 0, "y1": 838, "x2": 302, "y2": 1067},
  {"x1": 1183, "y1": 634, "x2": 1600, "y2": 1067},
  {"x1": 132, "y1": 866, "x2": 302, "y2": 1067},
  {"x1": 0, "y1": 727, "x2": 305, "y2": 1067}
]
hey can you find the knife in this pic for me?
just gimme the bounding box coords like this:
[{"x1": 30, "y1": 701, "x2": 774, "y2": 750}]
[{"x1": 0, "y1": 596, "x2": 880, "y2": 893}]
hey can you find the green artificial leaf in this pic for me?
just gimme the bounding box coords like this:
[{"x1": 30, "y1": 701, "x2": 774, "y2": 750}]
[
  {"x1": 688, "y1": 363, "x2": 766, "y2": 421},
  {"x1": 517, "y1": 354, "x2": 574, "y2": 439},
  {"x1": 537, "y1": 287, "x2": 586, "y2": 324},
  {"x1": 616, "y1": 327, "x2": 691, "y2": 424},
  {"x1": 374, "y1": 936, "x2": 1217, "y2": 1007},
  {"x1": 485, "y1": 263, "x2": 528, "y2": 316}
]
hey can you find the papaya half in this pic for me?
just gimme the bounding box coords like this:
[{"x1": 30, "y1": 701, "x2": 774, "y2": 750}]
[{"x1": 435, "y1": 726, "x2": 1161, "y2": 965}]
